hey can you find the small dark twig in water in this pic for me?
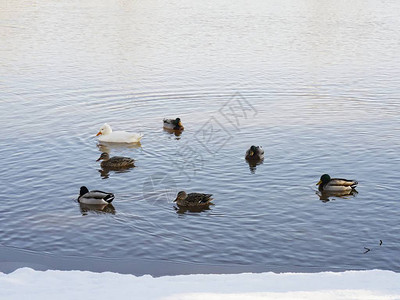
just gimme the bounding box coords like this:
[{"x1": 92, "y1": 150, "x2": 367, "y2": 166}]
[
  {"x1": 363, "y1": 247, "x2": 371, "y2": 254},
  {"x1": 380, "y1": 240, "x2": 383, "y2": 246}
]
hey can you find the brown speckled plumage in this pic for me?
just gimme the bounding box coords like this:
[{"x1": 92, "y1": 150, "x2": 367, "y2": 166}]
[
  {"x1": 174, "y1": 191, "x2": 213, "y2": 207},
  {"x1": 97, "y1": 152, "x2": 135, "y2": 168}
]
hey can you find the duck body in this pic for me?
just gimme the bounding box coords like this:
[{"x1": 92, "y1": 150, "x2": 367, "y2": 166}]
[
  {"x1": 163, "y1": 118, "x2": 184, "y2": 131},
  {"x1": 78, "y1": 186, "x2": 115, "y2": 205},
  {"x1": 97, "y1": 152, "x2": 135, "y2": 169},
  {"x1": 245, "y1": 145, "x2": 264, "y2": 160},
  {"x1": 317, "y1": 174, "x2": 358, "y2": 192},
  {"x1": 174, "y1": 191, "x2": 213, "y2": 207},
  {"x1": 96, "y1": 123, "x2": 143, "y2": 143}
]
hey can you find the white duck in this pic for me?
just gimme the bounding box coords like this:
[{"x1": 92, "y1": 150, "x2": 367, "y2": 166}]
[
  {"x1": 96, "y1": 123, "x2": 143, "y2": 143},
  {"x1": 78, "y1": 186, "x2": 115, "y2": 205}
]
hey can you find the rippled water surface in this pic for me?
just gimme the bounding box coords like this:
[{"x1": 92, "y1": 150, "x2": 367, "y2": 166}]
[{"x1": 1, "y1": 0, "x2": 400, "y2": 274}]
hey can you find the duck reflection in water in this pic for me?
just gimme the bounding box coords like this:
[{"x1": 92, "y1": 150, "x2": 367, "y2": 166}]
[
  {"x1": 163, "y1": 127, "x2": 183, "y2": 139},
  {"x1": 97, "y1": 141, "x2": 142, "y2": 154},
  {"x1": 246, "y1": 158, "x2": 264, "y2": 173},
  {"x1": 174, "y1": 205, "x2": 212, "y2": 215},
  {"x1": 245, "y1": 145, "x2": 264, "y2": 173},
  {"x1": 317, "y1": 189, "x2": 358, "y2": 202},
  {"x1": 99, "y1": 168, "x2": 132, "y2": 179},
  {"x1": 97, "y1": 152, "x2": 135, "y2": 179},
  {"x1": 79, "y1": 203, "x2": 116, "y2": 216}
]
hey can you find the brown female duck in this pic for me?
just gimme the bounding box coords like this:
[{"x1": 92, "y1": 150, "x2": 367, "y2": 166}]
[
  {"x1": 96, "y1": 152, "x2": 135, "y2": 168},
  {"x1": 174, "y1": 191, "x2": 213, "y2": 207}
]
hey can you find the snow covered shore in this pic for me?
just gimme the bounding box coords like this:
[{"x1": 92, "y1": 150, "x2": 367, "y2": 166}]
[{"x1": 1, "y1": 268, "x2": 399, "y2": 299}]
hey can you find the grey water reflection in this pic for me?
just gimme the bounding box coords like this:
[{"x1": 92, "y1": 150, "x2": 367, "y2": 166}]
[{"x1": 163, "y1": 128, "x2": 183, "y2": 139}]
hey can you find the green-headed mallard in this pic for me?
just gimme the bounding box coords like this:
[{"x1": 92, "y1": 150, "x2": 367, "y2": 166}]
[
  {"x1": 317, "y1": 174, "x2": 358, "y2": 192},
  {"x1": 174, "y1": 191, "x2": 213, "y2": 207},
  {"x1": 96, "y1": 152, "x2": 135, "y2": 168},
  {"x1": 78, "y1": 186, "x2": 115, "y2": 205},
  {"x1": 96, "y1": 123, "x2": 143, "y2": 143},
  {"x1": 245, "y1": 145, "x2": 264, "y2": 160},
  {"x1": 163, "y1": 118, "x2": 184, "y2": 131}
]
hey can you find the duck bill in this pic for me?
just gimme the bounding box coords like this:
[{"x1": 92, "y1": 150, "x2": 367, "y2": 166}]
[
  {"x1": 96, "y1": 131, "x2": 102, "y2": 136},
  {"x1": 173, "y1": 198, "x2": 177, "y2": 202},
  {"x1": 249, "y1": 151, "x2": 254, "y2": 156},
  {"x1": 316, "y1": 180, "x2": 322, "y2": 185},
  {"x1": 96, "y1": 157, "x2": 101, "y2": 162}
]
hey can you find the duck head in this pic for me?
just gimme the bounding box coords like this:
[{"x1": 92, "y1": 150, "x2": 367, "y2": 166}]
[
  {"x1": 249, "y1": 145, "x2": 258, "y2": 156},
  {"x1": 96, "y1": 152, "x2": 110, "y2": 161},
  {"x1": 96, "y1": 123, "x2": 112, "y2": 136},
  {"x1": 174, "y1": 118, "x2": 184, "y2": 130},
  {"x1": 80, "y1": 186, "x2": 89, "y2": 196},
  {"x1": 175, "y1": 118, "x2": 183, "y2": 126},
  {"x1": 174, "y1": 191, "x2": 187, "y2": 202},
  {"x1": 316, "y1": 174, "x2": 331, "y2": 186}
]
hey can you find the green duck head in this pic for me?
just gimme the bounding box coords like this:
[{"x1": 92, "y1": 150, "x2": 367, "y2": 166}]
[
  {"x1": 80, "y1": 186, "x2": 89, "y2": 196},
  {"x1": 316, "y1": 174, "x2": 331, "y2": 186},
  {"x1": 174, "y1": 118, "x2": 183, "y2": 128},
  {"x1": 248, "y1": 145, "x2": 258, "y2": 156}
]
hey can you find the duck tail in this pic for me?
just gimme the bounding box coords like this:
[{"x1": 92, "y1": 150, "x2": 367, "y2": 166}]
[
  {"x1": 104, "y1": 193, "x2": 115, "y2": 203},
  {"x1": 201, "y1": 194, "x2": 213, "y2": 203}
]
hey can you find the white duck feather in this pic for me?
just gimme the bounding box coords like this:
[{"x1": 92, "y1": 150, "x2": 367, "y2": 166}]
[{"x1": 96, "y1": 123, "x2": 143, "y2": 143}]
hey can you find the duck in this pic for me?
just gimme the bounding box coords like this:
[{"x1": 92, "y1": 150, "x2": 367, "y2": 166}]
[
  {"x1": 96, "y1": 123, "x2": 143, "y2": 143},
  {"x1": 96, "y1": 152, "x2": 135, "y2": 168},
  {"x1": 174, "y1": 191, "x2": 213, "y2": 207},
  {"x1": 245, "y1": 145, "x2": 264, "y2": 160},
  {"x1": 78, "y1": 186, "x2": 115, "y2": 205},
  {"x1": 316, "y1": 174, "x2": 358, "y2": 192},
  {"x1": 163, "y1": 118, "x2": 184, "y2": 131}
]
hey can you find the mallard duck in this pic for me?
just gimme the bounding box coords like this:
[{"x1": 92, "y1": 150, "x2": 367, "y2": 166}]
[
  {"x1": 78, "y1": 186, "x2": 115, "y2": 205},
  {"x1": 96, "y1": 123, "x2": 143, "y2": 143},
  {"x1": 173, "y1": 191, "x2": 213, "y2": 207},
  {"x1": 317, "y1": 174, "x2": 358, "y2": 192},
  {"x1": 96, "y1": 152, "x2": 135, "y2": 168},
  {"x1": 163, "y1": 118, "x2": 184, "y2": 130},
  {"x1": 245, "y1": 145, "x2": 264, "y2": 160}
]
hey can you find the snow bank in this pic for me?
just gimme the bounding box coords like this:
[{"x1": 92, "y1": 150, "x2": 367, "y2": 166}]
[{"x1": 1, "y1": 268, "x2": 399, "y2": 300}]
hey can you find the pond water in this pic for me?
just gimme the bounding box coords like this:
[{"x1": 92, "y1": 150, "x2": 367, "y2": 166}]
[{"x1": 1, "y1": 0, "x2": 400, "y2": 275}]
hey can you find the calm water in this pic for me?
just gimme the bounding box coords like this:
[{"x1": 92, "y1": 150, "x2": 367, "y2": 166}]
[{"x1": 1, "y1": 0, "x2": 400, "y2": 274}]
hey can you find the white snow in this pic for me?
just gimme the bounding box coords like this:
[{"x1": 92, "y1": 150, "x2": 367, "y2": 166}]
[{"x1": 1, "y1": 268, "x2": 399, "y2": 300}]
